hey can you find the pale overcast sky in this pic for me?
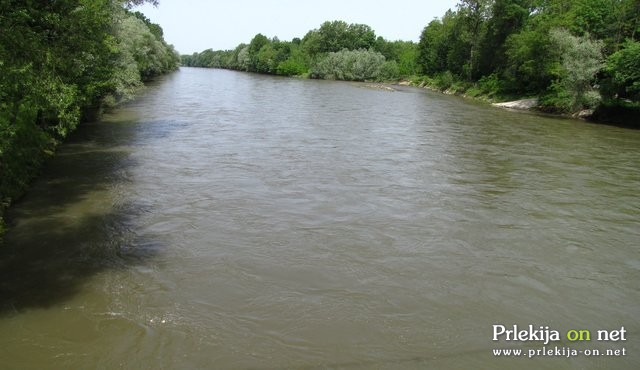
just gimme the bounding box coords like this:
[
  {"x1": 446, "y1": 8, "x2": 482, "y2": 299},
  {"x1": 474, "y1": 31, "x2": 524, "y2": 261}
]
[{"x1": 134, "y1": 0, "x2": 459, "y2": 54}]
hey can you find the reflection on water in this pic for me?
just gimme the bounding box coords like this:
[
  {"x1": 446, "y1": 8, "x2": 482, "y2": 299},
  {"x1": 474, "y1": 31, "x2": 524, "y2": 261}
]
[
  {"x1": 0, "y1": 68, "x2": 639, "y2": 369},
  {"x1": 0, "y1": 125, "x2": 160, "y2": 313}
]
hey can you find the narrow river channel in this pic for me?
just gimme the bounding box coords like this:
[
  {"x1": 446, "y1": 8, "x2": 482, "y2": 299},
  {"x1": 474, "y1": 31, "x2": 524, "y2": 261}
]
[{"x1": 1, "y1": 67, "x2": 638, "y2": 369}]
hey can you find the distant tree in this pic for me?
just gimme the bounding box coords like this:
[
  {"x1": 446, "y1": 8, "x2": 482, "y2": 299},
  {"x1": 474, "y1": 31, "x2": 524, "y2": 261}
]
[
  {"x1": 315, "y1": 20, "x2": 350, "y2": 53},
  {"x1": 248, "y1": 33, "x2": 270, "y2": 71},
  {"x1": 456, "y1": 0, "x2": 491, "y2": 79},
  {"x1": 302, "y1": 21, "x2": 376, "y2": 56},
  {"x1": 477, "y1": 0, "x2": 531, "y2": 76},
  {"x1": 236, "y1": 46, "x2": 250, "y2": 71},
  {"x1": 312, "y1": 49, "x2": 386, "y2": 81},
  {"x1": 276, "y1": 44, "x2": 308, "y2": 76},
  {"x1": 347, "y1": 23, "x2": 377, "y2": 50},
  {"x1": 418, "y1": 19, "x2": 447, "y2": 75},
  {"x1": 503, "y1": 28, "x2": 555, "y2": 93},
  {"x1": 418, "y1": 10, "x2": 466, "y2": 76},
  {"x1": 375, "y1": 38, "x2": 419, "y2": 76},
  {"x1": 255, "y1": 44, "x2": 278, "y2": 73}
]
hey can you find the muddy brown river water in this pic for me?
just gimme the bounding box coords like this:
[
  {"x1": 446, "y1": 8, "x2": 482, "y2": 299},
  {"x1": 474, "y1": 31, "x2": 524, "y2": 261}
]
[{"x1": 1, "y1": 67, "x2": 638, "y2": 369}]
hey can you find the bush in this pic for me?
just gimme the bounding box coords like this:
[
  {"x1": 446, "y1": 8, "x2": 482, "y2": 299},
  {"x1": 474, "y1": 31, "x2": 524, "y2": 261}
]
[
  {"x1": 465, "y1": 86, "x2": 483, "y2": 98},
  {"x1": 549, "y1": 28, "x2": 604, "y2": 111},
  {"x1": 540, "y1": 81, "x2": 574, "y2": 113},
  {"x1": 605, "y1": 39, "x2": 640, "y2": 101},
  {"x1": 378, "y1": 61, "x2": 400, "y2": 81},
  {"x1": 450, "y1": 80, "x2": 471, "y2": 94},
  {"x1": 477, "y1": 73, "x2": 502, "y2": 96},
  {"x1": 582, "y1": 90, "x2": 602, "y2": 110},
  {"x1": 433, "y1": 71, "x2": 455, "y2": 91},
  {"x1": 312, "y1": 49, "x2": 386, "y2": 81},
  {"x1": 276, "y1": 59, "x2": 308, "y2": 76}
]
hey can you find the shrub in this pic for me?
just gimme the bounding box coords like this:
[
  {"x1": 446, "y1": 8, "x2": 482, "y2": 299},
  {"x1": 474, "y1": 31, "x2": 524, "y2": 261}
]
[
  {"x1": 540, "y1": 81, "x2": 573, "y2": 113},
  {"x1": 433, "y1": 71, "x2": 455, "y2": 91},
  {"x1": 549, "y1": 28, "x2": 604, "y2": 111},
  {"x1": 378, "y1": 61, "x2": 400, "y2": 81},
  {"x1": 276, "y1": 59, "x2": 308, "y2": 76},
  {"x1": 477, "y1": 73, "x2": 502, "y2": 96},
  {"x1": 312, "y1": 49, "x2": 386, "y2": 81},
  {"x1": 605, "y1": 39, "x2": 640, "y2": 101}
]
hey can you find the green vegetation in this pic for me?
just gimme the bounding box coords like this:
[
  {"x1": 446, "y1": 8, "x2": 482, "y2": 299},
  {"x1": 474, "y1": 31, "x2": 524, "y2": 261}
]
[
  {"x1": 184, "y1": 0, "x2": 639, "y2": 121},
  {"x1": 2, "y1": 1, "x2": 638, "y2": 241},
  {"x1": 0, "y1": 0, "x2": 179, "y2": 241},
  {"x1": 311, "y1": 49, "x2": 387, "y2": 81},
  {"x1": 416, "y1": 0, "x2": 639, "y2": 116},
  {"x1": 181, "y1": 20, "x2": 418, "y2": 82}
]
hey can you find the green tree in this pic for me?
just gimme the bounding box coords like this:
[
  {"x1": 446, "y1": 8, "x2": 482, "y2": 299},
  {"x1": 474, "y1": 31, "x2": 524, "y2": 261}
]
[
  {"x1": 457, "y1": 0, "x2": 491, "y2": 79},
  {"x1": 604, "y1": 39, "x2": 640, "y2": 101},
  {"x1": 248, "y1": 33, "x2": 270, "y2": 72},
  {"x1": 477, "y1": 0, "x2": 531, "y2": 76},
  {"x1": 236, "y1": 45, "x2": 250, "y2": 71},
  {"x1": 346, "y1": 23, "x2": 377, "y2": 50},
  {"x1": 375, "y1": 38, "x2": 419, "y2": 76},
  {"x1": 115, "y1": 8, "x2": 178, "y2": 82},
  {"x1": 276, "y1": 44, "x2": 308, "y2": 76},
  {"x1": 312, "y1": 49, "x2": 386, "y2": 81},
  {"x1": 418, "y1": 12, "x2": 457, "y2": 75},
  {"x1": 255, "y1": 43, "x2": 278, "y2": 73},
  {"x1": 1, "y1": 0, "x2": 178, "y2": 240},
  {"x1": 0, "y1": 0, "x2": 118, "y2": 136},
  {"x1": 546, "y1": 28, "x2": 604, "y2": 110},
  {"x1": 503, "y1": 28, "x2": 556, "y2": 92},
  {"x1": 302, "y1": 21, "x2": 376, "y2": 56}
]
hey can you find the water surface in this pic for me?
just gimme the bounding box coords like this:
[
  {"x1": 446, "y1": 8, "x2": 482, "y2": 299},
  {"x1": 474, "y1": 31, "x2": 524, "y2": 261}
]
[{"x1": 1, "y1": 68, "x2": 639, "y2": 369}]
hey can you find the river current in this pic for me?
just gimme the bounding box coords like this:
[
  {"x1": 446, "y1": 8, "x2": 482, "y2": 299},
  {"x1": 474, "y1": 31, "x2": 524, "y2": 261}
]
[{"x1": 1, "y1": 68, "x2": 638, "y2": 369}]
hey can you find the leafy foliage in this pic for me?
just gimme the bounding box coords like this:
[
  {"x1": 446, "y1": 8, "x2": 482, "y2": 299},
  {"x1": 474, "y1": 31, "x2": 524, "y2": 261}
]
[
  {"x1": 184, "y1": 0, "x2": 638, "y2": 115},
  {"x1": 0, "y1": 0, "x2": 178, "y2": 240},
  {"x1": 311, "y1": 49, "x2": 387, "y2": 81},
  {"x1": 302, "y1": 21, "x2": 376, "y2": 56},
  {"x1": 604, "y1": 39, "x2": 640, "y2": 101},
  {"x1": 184, "y1": 20, "x2": 424, "y2": 82},
  {"x1": 414, "y1": 0, "x2": 638, "y2": 112},
  {"x1": 545, "y1": 28, "x2": 604, "y2": 111}
]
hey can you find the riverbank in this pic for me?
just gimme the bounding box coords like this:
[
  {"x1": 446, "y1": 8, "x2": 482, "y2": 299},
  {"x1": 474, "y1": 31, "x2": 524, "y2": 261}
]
[
  {"x1": 2, "y1": 67, "x2": 638, "y2": 369},
  {"x1": 0, "y1": 80, "x2": 172, "y2": 245},
  {"x1": 397, "y1": 76, "x2": 640, "y2": 128},
  {"x1": 0, "y1": 5, "x2": 180, "y2": 245},
  {"x1": 0, "y1": 114, "x2": 57, "y2": 240},
  {"x1": 0, "y1": 112, "x2": 98, "y2": 244}
]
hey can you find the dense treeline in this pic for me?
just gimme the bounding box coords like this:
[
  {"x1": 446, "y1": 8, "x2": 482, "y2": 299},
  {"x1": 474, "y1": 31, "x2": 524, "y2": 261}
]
[
  {"x1": 0, "y1": 0, "x2": 179, "y2": 237},
  {"x1": 181, "y1": 20, "x2": 419, "y2": 81},
  {"x1": 184, "y1": 0, "x2": 638, "y2": 116},
  {"x1": 416, "y1": 0, "x2": 639, "y2": 114}
]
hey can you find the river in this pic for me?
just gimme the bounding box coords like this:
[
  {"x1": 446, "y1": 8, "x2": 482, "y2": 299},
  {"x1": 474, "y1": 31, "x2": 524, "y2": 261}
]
[{"x1": 1, "y1": 67, "x2": 639, "y2": 369}]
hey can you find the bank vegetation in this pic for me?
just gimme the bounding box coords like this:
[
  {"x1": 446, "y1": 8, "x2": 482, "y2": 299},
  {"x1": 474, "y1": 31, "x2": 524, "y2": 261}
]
[
  {"x1": 0, "y1": 0, "x2": 179, "y2": 240},
  {"x1": 183, "y1": 0, "x2": 639, "y2": 123}
]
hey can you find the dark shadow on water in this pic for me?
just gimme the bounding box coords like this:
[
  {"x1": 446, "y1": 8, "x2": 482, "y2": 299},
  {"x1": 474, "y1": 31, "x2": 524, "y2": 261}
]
[{"x1": 0, "y1": 122, "x2": 162, "y2": 316}]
